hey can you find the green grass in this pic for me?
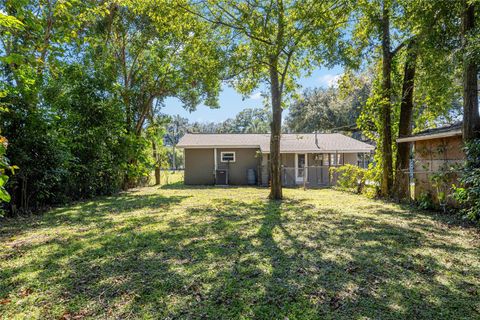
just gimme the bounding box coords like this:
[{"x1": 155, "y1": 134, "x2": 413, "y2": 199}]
[
  {"x1": 1, "y1": 186, "x2": 479, "y2": 319},
  {"x1": 147, "y1": 170, "x2": 184, "y2": 187}
]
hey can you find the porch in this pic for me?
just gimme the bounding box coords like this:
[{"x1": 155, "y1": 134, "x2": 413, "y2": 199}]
[{"x1": 260, "y1": 152, "x2": 371, "y2": 187}]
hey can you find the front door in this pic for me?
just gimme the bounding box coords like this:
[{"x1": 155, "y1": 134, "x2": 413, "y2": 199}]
[{"x1": 295, "y1": 153, "x2": 307, "y2": 184}]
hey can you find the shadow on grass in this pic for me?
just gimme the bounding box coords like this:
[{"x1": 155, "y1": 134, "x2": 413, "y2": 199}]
[
  {"x1": 1, "y1": 194, "x2": 479, "y2": 319},
  {"x1": 0, "y1": 193, "x2": 189, "y2": 243},
  {"x1": 159, "y1": 182, "x2": 267, "y2": 190}
]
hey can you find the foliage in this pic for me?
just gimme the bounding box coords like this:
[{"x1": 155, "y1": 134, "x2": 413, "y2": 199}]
[
  {"x1": 164, "y1": 115, "x2": 190, "y2": 147},
  {"x1": 416, "y1": 192, "x2": 435, "y2": 211},
  {"x1": 0, "y1": 1, "x2": 223, "y2": 213},
  {"x1": 287, "y1": 72, "x2": 371, "y2": 133},
  {"x1": 220, "y1": 107, "x2": 271, "y2": 133},
  {"x1": 191, "y1": 0, "x2": 351, "y2": 199},
  {"x1": 455, "y1": 139, "x2": 480, "y2": 223},
  {"x1": 1, "y1": 186, "x2": 479, "y2": 318},
  {"x1": 428, "y1": 163, "x2": 458, "y2": 209},
  {"x1": 330, "y1": 164, "x2": 367, "y2": 194},
  {"x1": 0, "y1": 135, "x2": 17, "y2": 216},
  {"x1": 351, "y1": 0, "x2": 468, "y2": 197}
]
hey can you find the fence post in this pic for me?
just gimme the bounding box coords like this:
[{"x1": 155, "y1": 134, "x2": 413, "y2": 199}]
[{"x1": 303, "y1": 166, "x2": 307, "y2": 190}]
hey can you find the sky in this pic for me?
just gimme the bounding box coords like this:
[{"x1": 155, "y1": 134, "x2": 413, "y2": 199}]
[{"x1": 161, "y1": 65, "x2": 343, "y2": 123}]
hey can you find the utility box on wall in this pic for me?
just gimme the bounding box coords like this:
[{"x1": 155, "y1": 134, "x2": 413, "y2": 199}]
[{"x1": 215, "y1": 169, "x2": 228, "y2": 185}]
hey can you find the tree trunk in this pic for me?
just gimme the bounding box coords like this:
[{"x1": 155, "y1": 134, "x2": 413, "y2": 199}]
[
  {"x1": 394, "y1": 40, "x2": 417, "y2": 200},
  {"x1": 462, "y1": 1, "x2": 480, "y2": 141},
  {"x1": 172, "y1": 144, "x2": 176, "y2": 169},
  {"x1": 380, "y1": 2, "x2": 393, "y2": 198},
  {"x1": 269, "y1": 57, "x2": 283, "y2": 200},
  {"x1": 152, "y1": 141, "x2": 160, "y2": 185}
]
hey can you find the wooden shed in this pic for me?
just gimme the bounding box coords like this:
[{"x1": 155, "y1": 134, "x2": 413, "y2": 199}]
[{"x1": 396, "y1": 123, "x2": 465, "y2": 206}]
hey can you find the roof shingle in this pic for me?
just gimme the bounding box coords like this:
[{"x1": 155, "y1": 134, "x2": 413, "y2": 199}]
[{"x1": 177, "y1": 133, "x2": 374, "y2": 153}]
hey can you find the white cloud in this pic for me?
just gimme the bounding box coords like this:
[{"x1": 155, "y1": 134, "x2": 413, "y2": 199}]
[
  {"x1": 249, "y1": 92, "x2": 263, "y2": 100},
  {"x1": 318, "y1": 74, "x2": 342, "y2": 88}
]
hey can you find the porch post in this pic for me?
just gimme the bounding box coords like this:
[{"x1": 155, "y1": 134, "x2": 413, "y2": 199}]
[
  {"x1": 328, "y1": 153, "x2": 331, "y2": 185},
  {"x1": 214, "y1": 148, "x2": 217, "y2": 184}
]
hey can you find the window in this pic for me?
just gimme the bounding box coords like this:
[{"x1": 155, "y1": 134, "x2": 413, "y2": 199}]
[
  {"x1": 221, "y1": 152, "x2": 236, "y2": 162},
  {"x1": 330, "y1": 154, "x2": 336, "y2": 165}
]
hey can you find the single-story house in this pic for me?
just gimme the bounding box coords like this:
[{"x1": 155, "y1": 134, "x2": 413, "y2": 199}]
[
  {"x1": 177, "y1": 133, "x2": 374, "y2": 187},
  {"x1": 396, "y1": 122, "x2": 465, "y2": 205}
]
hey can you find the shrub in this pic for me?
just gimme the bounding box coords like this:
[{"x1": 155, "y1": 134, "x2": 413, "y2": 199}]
[
  {"x1": 454, "y1": 139, "x2": 480, "y2": 223},
  {"x1": 330, "y1": 164, "x2": 368, "y2": 194}
]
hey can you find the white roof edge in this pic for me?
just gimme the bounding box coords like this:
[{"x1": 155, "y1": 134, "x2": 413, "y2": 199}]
[{"x1": 396, "y1": 130, "x2": 462, "y2": 143}]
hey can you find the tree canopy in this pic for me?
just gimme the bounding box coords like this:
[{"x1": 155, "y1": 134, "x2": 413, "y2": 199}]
[{"x1": 0, "y1": 0, "x2": 478, "y2": 212}]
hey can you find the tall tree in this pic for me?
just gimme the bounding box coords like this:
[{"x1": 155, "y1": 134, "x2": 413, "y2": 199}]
[
  {"x1": 393, "y1": 40, "x2": 417, "y2": 199},
  {"x1": 378, "y1": 0, "x2": 394, "y2": 197},
  {"x1": 461, "y1": 0, "x2": 480, "y2": 141},
  {"x1": 353, "y1": 0, "x2": 422, "y2": 197},
  {"x1": 164, "y1": 115, "x2": 189, "y2": 169},
  {"x1": 287, "y1": 73, "x2": 371, "y2": 133},
  {"x1": 187, "y1": 0, "x2": 349, "y2": 199},
  {"x1": 220, "y1": 107, "x2": 271, "y2": 133},
  {"x1": 91, "y1": 1, "x2": 223, "y2": 186}
]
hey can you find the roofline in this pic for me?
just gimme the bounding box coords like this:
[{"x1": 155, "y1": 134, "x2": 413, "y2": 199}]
[
  {"x1": 177, "y1": 145, "x2": 261, "y2": 149},
  {"x1": 178, "y1": 145, "x2": 374, "y2": 153},
  {"x1": 396, "y1": 130, "x2": 462, "y2": 143},
  {"x1": 263, "y1": 149, "x2": 374, "y2": 153},
  {"x1": 182, "y1": 133, "x2": 346, "y2": 135}
]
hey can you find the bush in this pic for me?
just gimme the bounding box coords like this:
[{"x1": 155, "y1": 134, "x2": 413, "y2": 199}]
[
  {"x1": 330, "y1": 164, "x2": 368, "y2": 194},
  {"x1": 454, "y1": 139, "x2": 480, "y2": 223}
]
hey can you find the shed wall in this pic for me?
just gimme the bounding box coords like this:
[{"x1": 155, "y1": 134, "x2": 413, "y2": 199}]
[{"x1": 412, "y1": 135, "x2": 465, "y2": 204}]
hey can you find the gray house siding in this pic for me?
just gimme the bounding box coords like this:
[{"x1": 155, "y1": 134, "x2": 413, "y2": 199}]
[
  {"x1": 216, "y1": 148, "x2": 260, "y2": 185},
  {"x1": 184, "y1": 148, "x2": 215, "y2": 185},
  {"x1": 184, "y1": 148, "x2": 261, "y2": 185}
]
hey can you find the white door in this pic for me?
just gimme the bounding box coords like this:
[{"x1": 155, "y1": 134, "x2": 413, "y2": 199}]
[{"x1": 295, "y1": 153, "x2": 307, "y2": 184}]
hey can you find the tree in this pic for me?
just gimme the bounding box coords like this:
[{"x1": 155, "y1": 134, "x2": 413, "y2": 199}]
[
  {"x1": 220, "y1": 107, "x2": 271, "y2": 133},
  {"x1": 164, "y1": 115, "x2": 189, "y2": 169},
  {"x1": 1, "y1": 0, "x2": 101, "y2": 211},
  {"x1": 287, "y1": 73, "x2": 371, "y2": 133},
  {"x1": 352, "y1": 0, "x2": 451, "y2": 197},
  {"x1": 187, "y1": 0, "x2": 349, "y2": 199},
  {"x1": 0, "y1": 0, "x2": 224, "y2": 213},
  {"x1": 461, "y1": 0, "x2": 480, "y2": 141},
  {"x1": 86, "y1": 1, "x2": 224, "y2": 186},
  {"x1": 393, "y1": 40, "x2": 417, "y2": 199},
  {"x1": 0, "y1": 11, "x2": 24, "y2": 211}
]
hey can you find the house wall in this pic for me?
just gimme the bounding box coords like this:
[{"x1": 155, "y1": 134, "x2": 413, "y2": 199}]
[
  {"x1": 412, "y1": 135, "x2": 465, "y2": 204},
  {"x1": 184, "y1": 149, "x2": 366, "y2": 186},
  {"x1": 184, "y1": 148, "x2": 215, "y2": 185},
  {"x1": 216, "y1": 148, "x2": 260, "y2": 185}
]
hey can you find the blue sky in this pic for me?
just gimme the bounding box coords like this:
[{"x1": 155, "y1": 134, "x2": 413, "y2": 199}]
[{"x1": 161, "y1": 65, "x2": 343, "y2": 122}]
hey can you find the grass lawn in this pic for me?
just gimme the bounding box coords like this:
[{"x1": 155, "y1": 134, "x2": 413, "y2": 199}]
[{"x1": 1, "y1": 186, "x2": 479, "y2": 319}]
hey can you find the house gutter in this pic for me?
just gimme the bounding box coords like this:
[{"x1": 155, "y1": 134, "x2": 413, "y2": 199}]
[{"x1": 396, "y1": 130, "x2": 462, "y2": 143}]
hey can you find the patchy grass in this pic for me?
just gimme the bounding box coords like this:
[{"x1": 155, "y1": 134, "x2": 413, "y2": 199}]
[{"x1": 1, "y1": 186, "x2": 479, "y2": 319}]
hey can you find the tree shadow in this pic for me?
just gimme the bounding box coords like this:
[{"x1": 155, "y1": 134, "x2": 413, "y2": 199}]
[{"x1": 1, "y1": 193, "x2": 479, "y2": 319}]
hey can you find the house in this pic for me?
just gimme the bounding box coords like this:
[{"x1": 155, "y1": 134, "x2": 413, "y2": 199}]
[
  {"x1": 396, "y1": 122, "x2": 465, "y2": 205},
  {"x1": 177, "y1": 133, "x2": 374, "y2": 187}
]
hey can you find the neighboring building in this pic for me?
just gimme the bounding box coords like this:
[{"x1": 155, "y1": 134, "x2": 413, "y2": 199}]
[
  {"x1": 396, "y1": 122, "x2": 465, "y2": 205},
  {"x1": 177, "y1": 133, "x2": 374, "y2": 187}
]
